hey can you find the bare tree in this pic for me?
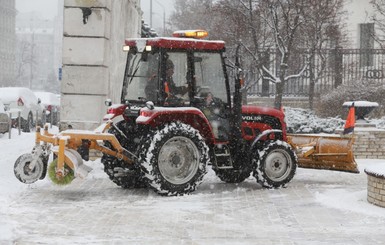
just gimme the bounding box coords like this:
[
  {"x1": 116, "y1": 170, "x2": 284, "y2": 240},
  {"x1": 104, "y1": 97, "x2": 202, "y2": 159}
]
[
  {"x1": 257, "y1": 0, "x2": 307, "y2": 109},
  {"x1": 170, "y1": 0, "x2": 346, "y2": 109},
  {"x1": 15, "y1": 40, "x2": 37, "y2": 87},
  {"x1": 371, "y1": 0, "x2": 385, "y2": 47},
  {"x1": 301, "y1": 0, "x2": 346, "y2": 109}
]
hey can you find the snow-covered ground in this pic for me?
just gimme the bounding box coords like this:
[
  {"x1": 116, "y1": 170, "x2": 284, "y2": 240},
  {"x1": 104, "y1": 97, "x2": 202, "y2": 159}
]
[{"x1": 1, "y1": 127, "x2": 385, "y2": 244}]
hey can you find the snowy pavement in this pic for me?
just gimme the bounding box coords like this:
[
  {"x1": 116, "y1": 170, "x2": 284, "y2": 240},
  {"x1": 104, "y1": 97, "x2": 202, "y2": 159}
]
[{"x1": 1, "y1": 129, "x2": 385, "y2": 244}]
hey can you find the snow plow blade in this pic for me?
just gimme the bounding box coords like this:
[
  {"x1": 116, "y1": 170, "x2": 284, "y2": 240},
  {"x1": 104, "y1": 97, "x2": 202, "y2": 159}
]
[{"x1": 287, "y1": 134, "x2": 359, "y2": 173}]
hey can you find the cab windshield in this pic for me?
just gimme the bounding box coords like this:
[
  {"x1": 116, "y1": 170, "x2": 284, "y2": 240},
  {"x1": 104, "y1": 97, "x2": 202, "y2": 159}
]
[{"x1": 121, "y1": 52, "x2": 159, "y2": 103}]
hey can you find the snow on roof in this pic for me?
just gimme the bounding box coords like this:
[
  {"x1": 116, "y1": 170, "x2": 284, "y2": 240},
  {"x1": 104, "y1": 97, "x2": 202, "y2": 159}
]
[
  {"x1": 33, "y1": 91, "x2": 60, "y2": 106},
  {"x1": 365, "y1": 163, "x2": 385, "y2": 178},
  {"x1": 343, "y1": 101, "x2": 379, "y2": 107},
  {"x1": 125, "y1": 37, "x2": 225, "y2": 51},
  {"x1": 0, "y1": 87, "x2": 39, "y2": 106}
]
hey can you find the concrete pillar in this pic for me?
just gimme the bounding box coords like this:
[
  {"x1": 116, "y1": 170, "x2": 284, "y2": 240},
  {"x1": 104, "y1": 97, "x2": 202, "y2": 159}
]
[{"x1": 61, "y1": 0, "x2": 142, "y2": 130}]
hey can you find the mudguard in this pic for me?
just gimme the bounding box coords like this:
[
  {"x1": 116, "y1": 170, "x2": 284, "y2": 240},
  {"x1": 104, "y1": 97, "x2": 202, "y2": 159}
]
[{"x1": 137, "y1": 106, "x2": 216, "y2": 144}]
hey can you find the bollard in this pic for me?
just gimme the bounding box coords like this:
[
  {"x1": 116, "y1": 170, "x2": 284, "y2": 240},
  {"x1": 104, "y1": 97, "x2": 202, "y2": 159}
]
[
  {"x1": 18, "y1": 111, "x2": 21, "y2": 135},
  {"x1": 8, "y1": 112, "x2": 12, "y2": 139},
  {"x1": 36, "y1": 110, "x2": 38, "y2": 129},
  {"x1": 50, "y1": 111, "x2": 53, "y2": 128}
]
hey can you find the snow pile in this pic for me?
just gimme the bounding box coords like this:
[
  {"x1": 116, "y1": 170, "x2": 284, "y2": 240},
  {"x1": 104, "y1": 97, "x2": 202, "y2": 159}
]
[
  {"x1": 370, "y1": 117, "x2": 385, "y2": 129},
  {"x1": 285, "y1": 107, "x2": 385, "y2": 134},
  {"x1": 33, "y1": 91, "x2": 60, "y2": 106}
]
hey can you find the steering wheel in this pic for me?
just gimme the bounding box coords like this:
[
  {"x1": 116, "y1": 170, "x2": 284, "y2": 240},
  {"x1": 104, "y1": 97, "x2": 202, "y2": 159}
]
[
  {"x1": 196, "y1": 86, "x2": 211, "y2": 97},
  {"x1": 165, "y1": 94, "x2": 184, "y2": 106}
]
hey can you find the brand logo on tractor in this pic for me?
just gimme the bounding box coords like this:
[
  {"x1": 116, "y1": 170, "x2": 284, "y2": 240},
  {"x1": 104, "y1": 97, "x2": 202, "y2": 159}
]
[{"x1": 242, "y1": 115, "x2": 262, "y2": 122}]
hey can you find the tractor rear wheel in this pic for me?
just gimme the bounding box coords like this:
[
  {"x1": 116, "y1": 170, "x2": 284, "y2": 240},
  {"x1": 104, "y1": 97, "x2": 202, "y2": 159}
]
[
  {"x1": 139, "y1": 122, "x2": 209, "y2": 196},
  {"x1": 253, "y1": 140, "x2": 297, "y2": 188}
]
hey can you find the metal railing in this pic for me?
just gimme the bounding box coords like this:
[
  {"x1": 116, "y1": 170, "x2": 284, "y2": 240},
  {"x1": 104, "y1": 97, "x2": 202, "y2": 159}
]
[
  {"x1": 3, "y1": 110, "x2": 59, "y2": 139},
  {"x1": 245, "y1": 48, "x2": 385, "y2": 97}
]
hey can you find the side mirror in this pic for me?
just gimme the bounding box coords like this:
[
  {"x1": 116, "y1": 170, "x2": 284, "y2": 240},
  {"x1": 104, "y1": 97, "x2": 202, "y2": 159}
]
[
  {"x1": 146, "y1": 101, "x2": 154, "y2": 110},
  {"x1": 105, "y1": 99, "x2": 112, "y2": 106}
]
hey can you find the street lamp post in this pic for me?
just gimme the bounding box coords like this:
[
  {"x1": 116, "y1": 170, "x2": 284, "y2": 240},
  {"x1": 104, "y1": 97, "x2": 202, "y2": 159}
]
[
  {"x1": 150, "y1": 0, "x2": 166, "y2": 35},
  {"x1": 29, "y1": 30, "x2": 35, "y2": 90},
  {"x1": 150, "y1": 0, "x2": 153, "y2": 27}
]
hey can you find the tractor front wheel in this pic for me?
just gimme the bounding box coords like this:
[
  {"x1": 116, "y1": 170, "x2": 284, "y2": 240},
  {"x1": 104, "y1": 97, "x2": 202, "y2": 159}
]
[
  {"x1": 139, "y1": 122, "x2": 209, "y2": 196},
  {"x1": 253, "y1": 140, "x2": 297, "y2": 188}
]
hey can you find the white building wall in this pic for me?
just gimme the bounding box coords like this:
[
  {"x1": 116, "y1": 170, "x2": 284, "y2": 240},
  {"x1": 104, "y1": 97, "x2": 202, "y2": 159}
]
[
  {"x1": 344, "y1": 0, "x2": 376, "y2": 48},
  {"x1": 54, "y1": 0, "x2": 64, "y2": 91},
  {"x1": 61, "y1": 0, "x2": 141, "y2": 130}
]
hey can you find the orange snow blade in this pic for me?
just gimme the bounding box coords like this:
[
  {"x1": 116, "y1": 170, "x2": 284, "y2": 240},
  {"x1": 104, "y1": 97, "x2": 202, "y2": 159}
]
[
  {"x1": 343, "y1": 105, "x2": 355, "y2": 135},
  {"x1": 288, "y1": 134, "x2": 359, "y2": 173}
]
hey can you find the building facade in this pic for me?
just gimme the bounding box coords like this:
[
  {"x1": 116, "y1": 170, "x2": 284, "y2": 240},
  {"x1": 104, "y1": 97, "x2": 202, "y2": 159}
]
[
  {"x1": 60, "y1": 0, "x2": 142, "y2": 130},
  {"x1": 0, "y1": 0, "x2": 16, "y2": 87},
  {"x1": 344, "y1": 0, "x2": 379, "y2": 48}
]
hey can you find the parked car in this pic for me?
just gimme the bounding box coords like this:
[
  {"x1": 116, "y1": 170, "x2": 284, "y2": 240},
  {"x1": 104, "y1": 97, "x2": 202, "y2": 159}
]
[
  {"x1": 34, "y1": 91, "x2": 60, "y2": 125},
  {"x1": 0, "y1": 87, "x2": 43, "y2": 132},
  {"x1": 0, "y1": 99, "x2": 9, "y2": 134}
]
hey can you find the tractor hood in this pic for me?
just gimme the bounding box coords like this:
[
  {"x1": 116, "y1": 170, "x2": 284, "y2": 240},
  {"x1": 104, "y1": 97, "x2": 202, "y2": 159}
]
[{"x1": 241, "y1": 105, "x2": 285, "y2": 122}]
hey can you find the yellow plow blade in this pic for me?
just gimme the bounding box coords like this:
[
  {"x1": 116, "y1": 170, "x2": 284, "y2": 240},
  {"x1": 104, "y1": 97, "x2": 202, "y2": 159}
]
[{"x1": 287, "y1": 134, "x2": 359, "y2": 173}]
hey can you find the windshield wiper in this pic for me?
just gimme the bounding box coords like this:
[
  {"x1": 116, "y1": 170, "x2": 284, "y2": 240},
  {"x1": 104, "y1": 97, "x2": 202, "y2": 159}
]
[{"x1": 128, "y1": 56, "x2": 141, "y2": 85}]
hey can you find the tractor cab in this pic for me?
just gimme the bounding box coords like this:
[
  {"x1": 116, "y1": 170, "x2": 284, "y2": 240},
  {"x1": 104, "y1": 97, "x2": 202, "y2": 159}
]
[{"x1": 121, "y1": 30, "x2": 232, "y2": 140}]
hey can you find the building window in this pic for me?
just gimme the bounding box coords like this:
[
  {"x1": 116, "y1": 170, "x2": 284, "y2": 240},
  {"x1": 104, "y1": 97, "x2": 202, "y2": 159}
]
[{"x1": 359, "y1": 23, "x2": 375, "y2": 67}]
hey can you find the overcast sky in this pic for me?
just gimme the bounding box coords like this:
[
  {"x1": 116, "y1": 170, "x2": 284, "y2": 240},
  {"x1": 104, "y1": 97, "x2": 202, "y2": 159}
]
[
  {"x1": 15, "y1": 0, "x2": 175, "y2": 29},
  {"x1": 15, "y1": 0, "x2": 60, "y2": 19},
  {"x1": 141, "y1": 0, "x2": 175, "y2": 30}
]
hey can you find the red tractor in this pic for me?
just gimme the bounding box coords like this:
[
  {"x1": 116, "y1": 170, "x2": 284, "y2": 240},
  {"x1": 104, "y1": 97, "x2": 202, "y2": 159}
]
[
  {"x1": 14, "y1": 30, "x2": 298, "y2": 196},
  {"x1": 100, "y1": 30, "x2": 297, "y2": 195}
]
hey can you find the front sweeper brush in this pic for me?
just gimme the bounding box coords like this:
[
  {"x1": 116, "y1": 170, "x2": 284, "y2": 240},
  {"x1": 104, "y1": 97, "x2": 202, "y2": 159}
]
[{"x1": 14, "y1": 123, "x2": 134, "y2": 185}]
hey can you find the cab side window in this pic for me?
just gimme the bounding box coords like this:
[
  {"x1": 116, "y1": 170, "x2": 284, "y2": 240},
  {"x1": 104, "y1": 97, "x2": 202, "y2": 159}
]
[
  {"x1": 194, "y1": 53, "x2": 227, "y2": 103},
  {"x1": 163, "y1": 52, "x2": 190, "y2": 105}
]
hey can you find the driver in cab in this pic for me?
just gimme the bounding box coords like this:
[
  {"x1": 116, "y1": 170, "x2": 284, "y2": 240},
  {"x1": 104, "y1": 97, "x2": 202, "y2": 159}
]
[{"x1": 164, "y1": 59, "x2": 189, "y2": 97}]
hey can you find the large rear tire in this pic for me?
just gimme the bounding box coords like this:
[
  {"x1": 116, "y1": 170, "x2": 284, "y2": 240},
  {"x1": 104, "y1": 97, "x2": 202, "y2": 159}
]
[
  {"x1": 139, "y1": 122, "x2": 209, "y2": 196},
  {"x1": 253, "y1": 140, "x2": 297, "y2": 188}
]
